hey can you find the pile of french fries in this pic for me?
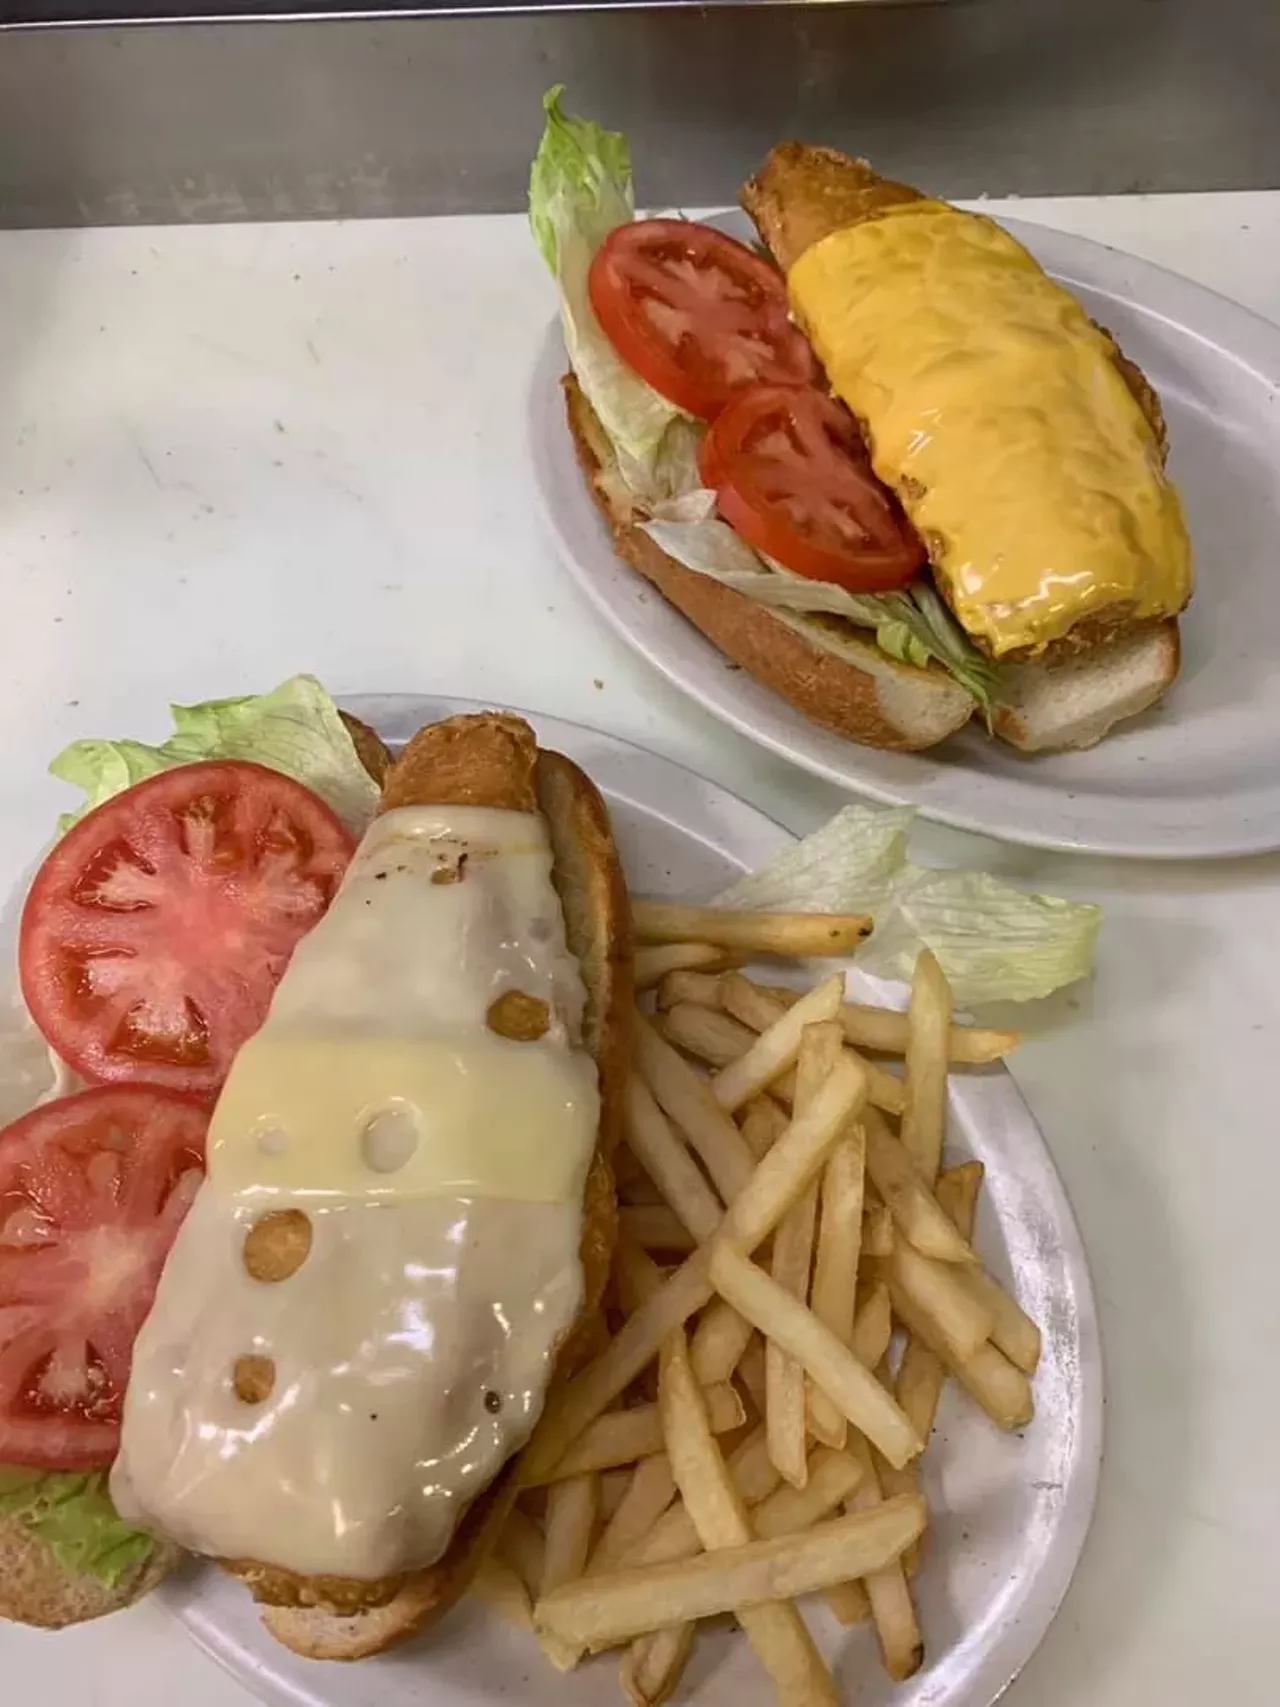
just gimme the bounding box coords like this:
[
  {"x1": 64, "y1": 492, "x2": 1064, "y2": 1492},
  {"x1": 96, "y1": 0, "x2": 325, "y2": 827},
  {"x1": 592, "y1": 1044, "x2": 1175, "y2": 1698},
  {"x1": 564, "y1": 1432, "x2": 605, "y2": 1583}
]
[{"x1": 470, "y1": 899, "x2": 1042, "y2": 1706}]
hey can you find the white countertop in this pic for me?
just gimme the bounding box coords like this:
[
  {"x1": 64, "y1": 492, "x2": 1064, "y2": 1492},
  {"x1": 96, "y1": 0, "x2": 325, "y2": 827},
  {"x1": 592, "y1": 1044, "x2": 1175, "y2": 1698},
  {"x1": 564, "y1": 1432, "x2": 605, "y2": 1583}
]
[{"x1": 1, "y1": 190, "x2": 1277, "y2": 1706}]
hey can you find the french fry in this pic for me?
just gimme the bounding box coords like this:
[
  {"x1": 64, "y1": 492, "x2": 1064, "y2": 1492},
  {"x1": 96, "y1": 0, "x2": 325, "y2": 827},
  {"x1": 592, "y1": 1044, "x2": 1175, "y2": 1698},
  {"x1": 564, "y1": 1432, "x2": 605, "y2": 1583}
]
[
  {"x1": 807, "y1": 1121, "x2": 866, "y2": 1449},
  {"x1": 851, "y1": 1280, "x2": 894, "y2": 1372},
  {"x1": 540, "y1": 1472, "x2": 598, "y2": 1669},
  {"x1": 739, "y1": 1094, "x2": 789, "y2": 1160},
  {"x1": 590, "y1": 1452, "x2": 678, "y2": 1576},
  {"x1": 497, "y1": 1506, "x2": 546, "y2": 1599},
  {"x1": 655, "y1": 1002, "x2": 755, "y2": 1068},
  {"x1": 886, "y1": 1277, "x2": 1034, "y2": 1430},
  {"x1": 527, "y1": 1385, "x2": 746, "y2": 1484},
  {"x1": 689, "y1": 1298, "x2": 755, "y2": 1386},
  {"x1": 862, "y1": 1105, "x2": 977, "y2": 1264},
  {"x1": 634, "y1": 942, "x2": 732, "y2": 991},
  {"x1": 753, "y1": 983, "x2": 1020, "y2": 1064},
  {"x1": 470, "y1": 1556, "x2": 534, "y2": 1631},
  {"x1": 600, "y1": 1468, "x2": 631, "y2": 1519},
  {"x1": 844, "y1": 1434, "x2": 923, "y2": 1681},
  {"x1": 880, "y1": 1239, "x2": 994, "y2": 1362},
  {"x1": 861, "y1": 1199, "x2": 895, "y2": 1257},
  {"x1": 901, "y1": 950, "x2": 953, "y2": 1181},
  {"x1": 624, "y1": 1427, "x2": 779, "y2": 1568},
  {"x1": 710, "y1": 1243, "x2": 922, "y2": 1470},
  {"x1": 524, "y1": 1052, "x2": 868, "y2": 1482},
  {"x1": 623, "y1": 1074, "x2": 724, "y2": 1242},
  {"x1": 535, "y1": 1495, "x2": 926, "y2": 1650},
  {"x1": 632, "y1": 899, "x2": 870, "y2": 957},
  {"x1": 620, "y1": 1204, "x2": 698, "y2": 1255},
  {"x1": 736, "y1": 1334, "x2": 768, "y2": 1415},
  {"x1": 658, "y1": 1328, "x2": 839, "y2": 1707},
  {"x1": 635, "y1": 1014, "x2": 757, "y2": 1202},
  {"x1": 766, "y1": 1021, "x2": 842, "y2": 1486},
  {"x1": 720, "y1": 976, "x2": 907, "y2": 1116},
  {"x1": 621, "y1": 1623, "x2": 695, "y2": 1707},
  {"x1": 655, "y1": 969, "x2": 725, "y2": 1011},
  {"x1": 824, "y1": 1578, "x2": 872, "y2": 1625},
  {"x1": 710, "y1": 976, "x2": 845, "y2": 1114}
]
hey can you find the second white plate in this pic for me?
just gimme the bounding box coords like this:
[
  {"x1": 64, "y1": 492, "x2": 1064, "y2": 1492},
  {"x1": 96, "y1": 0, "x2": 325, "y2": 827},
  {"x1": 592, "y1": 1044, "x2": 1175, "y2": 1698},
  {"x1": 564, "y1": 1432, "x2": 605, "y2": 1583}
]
[
  {"x1": 160, "y1": 697, "x2": 1102, "y2": 1707},
  {"x1": 529, "y1": 214, "x2": 1280, "y2": 859}
]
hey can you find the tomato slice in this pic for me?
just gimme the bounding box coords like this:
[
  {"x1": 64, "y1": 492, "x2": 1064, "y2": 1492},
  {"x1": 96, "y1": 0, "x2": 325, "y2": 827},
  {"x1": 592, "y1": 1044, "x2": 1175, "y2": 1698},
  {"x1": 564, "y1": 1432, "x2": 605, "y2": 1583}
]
[
  {"x1": 0, "y1": 1085, "x2": 208, "y2": 1469},
  {"x1": 20, "y1": 761, "x2": 354, "y2": 1095},
  {"x1": 698, "y1": 384, "x2": 927, "y2": 593},
  {"x1": 587, "y1": 219, "x2": 820, "y2": 419}
]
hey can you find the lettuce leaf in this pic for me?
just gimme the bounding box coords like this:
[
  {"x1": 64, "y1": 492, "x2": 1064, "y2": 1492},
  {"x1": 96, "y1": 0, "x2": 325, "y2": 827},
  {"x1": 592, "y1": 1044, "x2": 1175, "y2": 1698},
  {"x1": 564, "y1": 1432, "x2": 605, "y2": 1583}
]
[
  {"x1": 529, "y1": 87, "x2": 687, "y2": 498},
  {"x1": 641, "y1": 514, "x2": 999, "y2": 708},
  {"x1": 0, "y1": 1469, "x2": 157, "y2": 1589},
  {"x1": 50, "y1": 673, "x2": 379, "y2": 836},
  {"x1": 713, "y1": 804, "x2": 1100, "y2": 1005}
]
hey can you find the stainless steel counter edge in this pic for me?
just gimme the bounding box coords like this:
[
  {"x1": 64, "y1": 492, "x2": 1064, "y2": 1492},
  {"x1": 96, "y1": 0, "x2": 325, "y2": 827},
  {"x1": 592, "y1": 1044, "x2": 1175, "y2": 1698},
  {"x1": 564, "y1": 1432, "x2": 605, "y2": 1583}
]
[{"x1": 0, "y1": 0, "x2": 1276, "y2": 227}]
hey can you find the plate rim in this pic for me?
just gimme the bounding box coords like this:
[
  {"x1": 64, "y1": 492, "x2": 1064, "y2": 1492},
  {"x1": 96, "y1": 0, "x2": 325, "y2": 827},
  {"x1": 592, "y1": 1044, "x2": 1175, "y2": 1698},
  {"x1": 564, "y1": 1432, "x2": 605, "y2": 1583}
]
[
  {"x1": 160, "y1": 694, "x2": 1103, "y2": 1707},
  {"x1": 528, "y1": 213, "x2": 1280, "y2": 860}
]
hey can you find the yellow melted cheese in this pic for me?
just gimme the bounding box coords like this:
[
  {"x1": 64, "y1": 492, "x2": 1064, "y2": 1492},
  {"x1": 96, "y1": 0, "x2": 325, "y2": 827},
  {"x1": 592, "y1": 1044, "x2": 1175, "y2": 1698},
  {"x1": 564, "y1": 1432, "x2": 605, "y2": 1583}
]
[
  {"x1": 787, "y1": 201, "x2": 1193, "y2": 655},
  {"x1": 111, "y1": 804, "x2": 599, "y2": 1579}
]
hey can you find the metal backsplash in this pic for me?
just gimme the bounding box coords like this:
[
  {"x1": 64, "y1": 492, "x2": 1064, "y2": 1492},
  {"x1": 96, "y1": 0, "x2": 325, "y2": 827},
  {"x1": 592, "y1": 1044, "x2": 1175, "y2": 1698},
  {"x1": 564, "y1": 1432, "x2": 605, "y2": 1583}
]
[{"x1": 0, "y1": 0, "x2": 1276, "y2": 227}]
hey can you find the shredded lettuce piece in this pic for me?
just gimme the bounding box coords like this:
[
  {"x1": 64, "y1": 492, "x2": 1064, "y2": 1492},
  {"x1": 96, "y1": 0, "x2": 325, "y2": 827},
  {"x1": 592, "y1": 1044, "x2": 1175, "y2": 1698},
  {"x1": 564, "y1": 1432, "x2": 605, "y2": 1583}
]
[
  {"x1": 642, "y1": 514, "x2": 999, "y2": 708},
  {"x1": 0, "y1": 1469, "x2": 157, "y2": 1590},
  {"x1": 529, "y1": 87, "x2": 685, "y2": 494},
  {"x1": 50, "y1": 673, "x2": 379, "y2": 837},
  {"x1": 713, "y1": 804, "x2": 1100, "y2": 1005}
]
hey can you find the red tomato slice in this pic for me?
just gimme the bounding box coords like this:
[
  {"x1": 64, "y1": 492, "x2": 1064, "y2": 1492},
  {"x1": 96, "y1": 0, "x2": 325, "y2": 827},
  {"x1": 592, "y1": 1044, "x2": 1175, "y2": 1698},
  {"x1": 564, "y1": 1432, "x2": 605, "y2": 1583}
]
[
  {"x1": 698, "y1": 384, "x2": 927, "y2": 593},
  {"x1": 20, "y1": 761, "x2": 354, "y2": 1095},
  {"x1": 0, "y1": 1085, "x2": 208, "y2": 1469},
  {"x1": 587, "y1": 219, "x2": 820, "y2": 419}
]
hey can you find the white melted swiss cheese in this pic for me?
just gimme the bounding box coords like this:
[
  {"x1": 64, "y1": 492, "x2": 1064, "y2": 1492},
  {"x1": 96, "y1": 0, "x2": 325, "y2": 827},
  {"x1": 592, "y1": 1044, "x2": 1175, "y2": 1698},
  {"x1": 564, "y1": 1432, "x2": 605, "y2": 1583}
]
[{"x1": 110, "y1": 805, "x2": 600, "y2": 1580}]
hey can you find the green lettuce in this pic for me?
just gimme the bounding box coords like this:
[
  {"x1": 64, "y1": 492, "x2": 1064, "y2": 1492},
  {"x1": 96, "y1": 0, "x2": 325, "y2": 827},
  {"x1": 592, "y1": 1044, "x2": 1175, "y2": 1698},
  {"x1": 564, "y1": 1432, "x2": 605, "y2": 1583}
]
[
  {"x1": 51, "y1": 673, "x2": 379, "y2": 836},
  {"x1": 715, "y1": 804, "x2": 1100, "y2": 1005},
  {"x1": 529, "y1": 87, "x2": 687, "y2": 498},
  {"x1": 0, "y1": 1469, "x2": 157, "y2": 1589},
  {"x1": 642, "y1": 513, "x2": 999, "y2": 709}
]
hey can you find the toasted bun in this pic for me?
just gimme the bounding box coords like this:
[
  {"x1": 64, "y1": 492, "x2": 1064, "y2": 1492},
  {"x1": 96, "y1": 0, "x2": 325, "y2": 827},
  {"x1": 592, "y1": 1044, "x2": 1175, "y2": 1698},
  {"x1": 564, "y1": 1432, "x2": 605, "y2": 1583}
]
[
  {"x1": 0, "y1": 1510, "x2": 180, "y2": 1629},
  {"x1": 992, "y1": 619, "x2": 1180, "y2": 751},
  {"x1": 564, "y1": 376, "x2": 975, "y2": 753},
  {"x1": 236, "y1": 713, "x2": 631, "y2": 1660}
]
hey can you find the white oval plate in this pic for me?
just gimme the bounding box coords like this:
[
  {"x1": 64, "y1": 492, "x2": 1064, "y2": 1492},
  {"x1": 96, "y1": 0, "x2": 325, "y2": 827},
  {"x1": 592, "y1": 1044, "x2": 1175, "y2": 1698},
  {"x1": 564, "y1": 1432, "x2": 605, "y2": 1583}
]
[
  {"x1": 529, "y1": 214, "x2": 1280, "y2": 859},
  {"x1": 160, "y1": 696, "x2": 1102, "y2": 1707}
]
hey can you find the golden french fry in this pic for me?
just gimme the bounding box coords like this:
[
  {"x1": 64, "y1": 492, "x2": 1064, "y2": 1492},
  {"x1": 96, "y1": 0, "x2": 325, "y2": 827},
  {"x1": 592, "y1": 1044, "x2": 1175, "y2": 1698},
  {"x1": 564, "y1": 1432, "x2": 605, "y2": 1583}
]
[
  {"x1": 599, "y1": 1468, "x2": 631, "y2": 1519},
  {"x1": 621, "y1": 1623, "x2": 695, "y2": 1707},
  {"x1": 887, "y1": 1277, "x2": 1035, "y2": 1430},
  {"x1": 754, "y1": 984, "x2": 1020, "y2": 1064},
  {"x1": 623, "y1": 1074, "x2": 724, "y2": 1242},
  {"x1": 525, "y1": 1053, "x2": 867, "y2": 1482},
  {"x1": 736, "y1": 1334, "x2": 768, "y2": 1415},
  {"x1": 653, "y1": 1002, "x2": 753, "y2": 1068},
  {"x1": 807, "y1": 1124, "x2": 866, "y2": 1449},
  {"x1": 710, "y1": 1243, "x2": 922, "y2": 1470},
  {"x1": 635, "y1": 1014, "x2": 756, "y2": 1202},
  {"x1": 470, "y1": 1556, "x2": 534, "y2": 1631},
  {"x1": 527, "y1": 1385, "x2": 745, "y2": 1484},
  {"x1": 739, "y1": 1095, "x2": 789, "y2": 1160},
  {"x1": 862, "y1": 1105, "x2": 977, "y2": 1264},
  {"x1": 956, "y1": 1266, "x2": 1042, "y2": 1374},
  {"x1": 497, "y1": 1506, "x2": 546, "y2": 1600},
  {"x1": 881, "y1": 1240, "x2": 995, "y2": 1362},
  {"x1": 710, "y1": 976, "x2": 845, "y2": 1114},
  {"x1": 689, "y1": 1297, "x2": 755, "y2": 1386},
  {"x1": 845, "y1": 1435, "x2": 923, "y2": 1681},
  {"x1": 590, "y1": 1452, "x2": 678, "y2": 1577},
  {"x1": 620, "y1": 1204, "x2": 698, "y2": 1255},
  {"x1": 766, "y1": 1021, "x2": 842, "y2": 1487},
  {"x1": 851, "y1": 1280, "x2": 894, "y2": 1372},
  {"x1": 720, "y1": 976, "x2": 906, "y2": 1116},
  {"x1": 655, "y1": 969, "x2": 725, "y2": 1011},
  {"x1": 861, "y1": 1200, "x2": 895, "y2": 1257},
  {"x1": 901, "y1": 950, "x2": 953, "y2": 1181},
  {"x1": 624, "y1": 1428, "x2": 775, "y2": 1568},
  {"x1": 540, "y1": 1472, "x2": 598, "y2": 1669},
  {"x1": 534, "y1": 1495, "x2": 927, "y2": 1650},
  {"x1": 632, "y1": 899, "x2": 870, "y2": 957},
  {"x1": 658, "y1": 1328, "x2": 839, "y2": 1707},
  {"x1": 825, "y1": 1578, "x2": 872, "y2": 1625},
  {"x1": 634, "y1": 942, "x2": 733, "y2": 991}
]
